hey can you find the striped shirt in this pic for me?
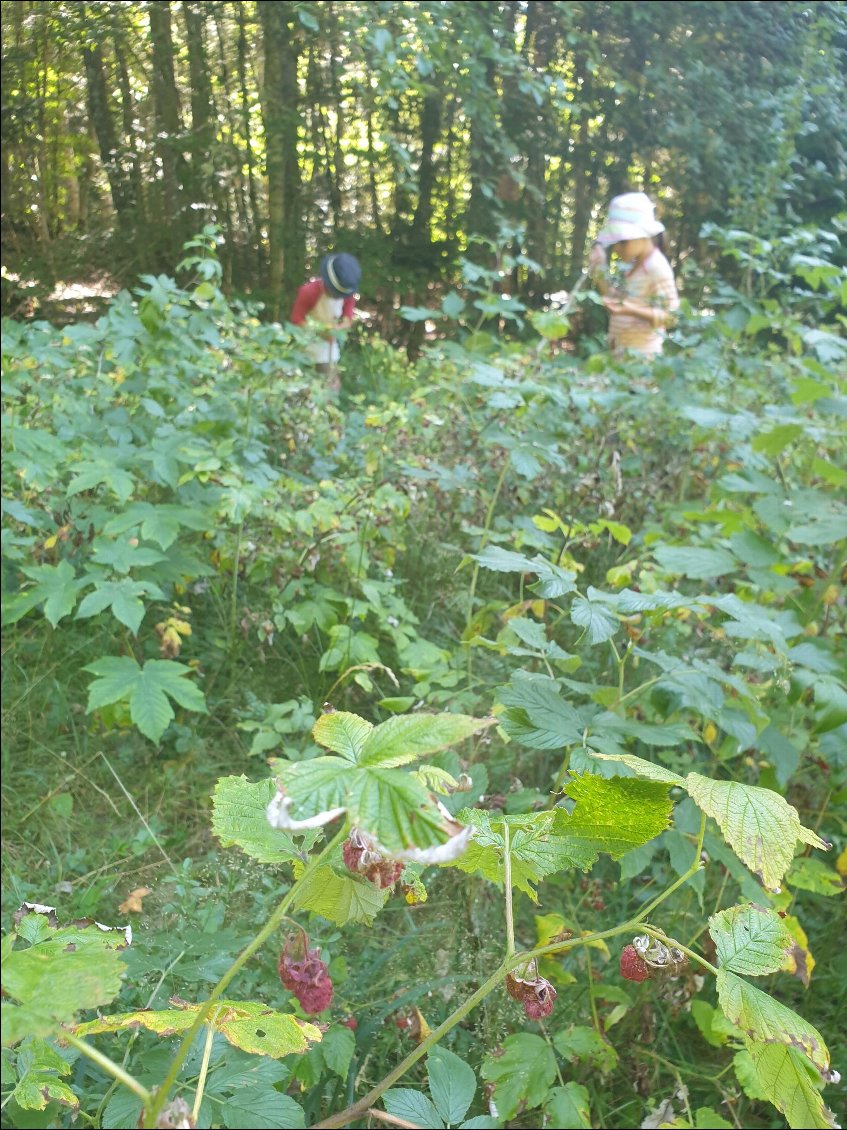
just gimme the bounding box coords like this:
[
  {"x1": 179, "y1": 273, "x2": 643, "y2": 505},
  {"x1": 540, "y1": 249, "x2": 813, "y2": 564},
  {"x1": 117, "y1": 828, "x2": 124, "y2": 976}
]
[{"x1": 609, "y1": 248, "x2": 679, "y2": 357}]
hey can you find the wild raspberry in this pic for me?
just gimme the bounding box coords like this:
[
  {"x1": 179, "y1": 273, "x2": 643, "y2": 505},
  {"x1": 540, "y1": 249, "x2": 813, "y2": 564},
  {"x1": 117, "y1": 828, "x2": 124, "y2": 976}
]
[
  {"x1": 342, "y1": 829, "x2": 404, "y2": 889},
  {"x1": 506, "y1": 970, "x2": 557, "y2": 1020},
  {"x1": 620, "y1": 944, "x2": 651, "y2": 983},
  {"x1": 278, "y1": 934, "x2": 333, "y2": 1014}
]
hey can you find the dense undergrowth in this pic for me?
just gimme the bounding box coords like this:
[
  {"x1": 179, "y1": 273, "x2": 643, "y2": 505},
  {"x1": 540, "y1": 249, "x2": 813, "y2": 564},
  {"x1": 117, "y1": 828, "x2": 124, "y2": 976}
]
[{"x1": 1, "y1": 226, "x2": 845, "y2": 1129}]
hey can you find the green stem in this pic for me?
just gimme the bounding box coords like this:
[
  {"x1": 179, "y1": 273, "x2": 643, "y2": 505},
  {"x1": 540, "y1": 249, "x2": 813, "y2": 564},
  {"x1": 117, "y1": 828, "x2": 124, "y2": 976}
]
[
  {"x1": 312, "y1": 963, "x2": 510, "y2": 1129},
  {"x1": 62, "y1": 1033, "x2": 151, "y2": 1105},
  {"x1": 639, "y1": 925, "x2": 719, "y2": 977},
  {"x1": 465, "y1": 455, "x2": 510, "y2": 691},
  {"x1": 633, "y1": 813, "x2": 706, "y2": 925},
  {"x1": 228, "y1": 518, "x2": 244, "y2": 651},
  {"x1": 191, "y1": 1013, "x2": 219, "y2": 1122},
  {"x1": 143, "y1": 822, "x2": 349, "y2": 1128},
  {"x1": 503, "y1": 823, "x2": 515, "y2": 958}
]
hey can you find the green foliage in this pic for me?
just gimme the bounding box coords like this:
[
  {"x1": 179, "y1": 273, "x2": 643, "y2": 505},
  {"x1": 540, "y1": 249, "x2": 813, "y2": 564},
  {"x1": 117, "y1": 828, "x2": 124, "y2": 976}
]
[{"x1": 2, "y1": 224, "x2": 844, "y2": 1130}]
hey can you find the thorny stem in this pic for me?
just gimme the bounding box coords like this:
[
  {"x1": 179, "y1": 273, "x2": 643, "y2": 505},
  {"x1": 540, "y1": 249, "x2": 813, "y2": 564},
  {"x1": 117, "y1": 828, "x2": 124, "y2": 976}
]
[
  {"x1": 503, "y1": 822, "x2": 515, "y2": 957},
  {"x1": 143, "y1": 822, "x2": 350, "y2": 1128},
  {"x1": 62, "y1": 1033, "x2": 151, "y2": 1106}
]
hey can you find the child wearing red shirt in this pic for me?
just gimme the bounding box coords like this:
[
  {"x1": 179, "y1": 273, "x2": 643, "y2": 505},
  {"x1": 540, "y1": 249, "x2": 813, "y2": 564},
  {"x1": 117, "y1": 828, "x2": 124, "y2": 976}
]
[{"x1": 290, "y1": 253, "x2": 361, "y2": 390}]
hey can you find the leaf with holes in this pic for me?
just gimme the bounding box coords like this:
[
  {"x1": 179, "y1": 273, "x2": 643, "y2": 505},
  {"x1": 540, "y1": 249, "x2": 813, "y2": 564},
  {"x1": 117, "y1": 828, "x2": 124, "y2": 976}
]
[
  {"x1": 709, "y1": 904, "x2": 797, "y2": 977},
  {"x1": 74, "y1": 999, "x2": 321, "y2": 1059}
]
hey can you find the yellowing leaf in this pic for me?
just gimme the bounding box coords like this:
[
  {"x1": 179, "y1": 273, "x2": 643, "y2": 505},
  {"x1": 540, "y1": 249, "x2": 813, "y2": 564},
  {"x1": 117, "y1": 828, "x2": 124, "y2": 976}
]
[
  {"x1": 716, "y1": 971, "x2": 830, "y2": 1076},
  {"x1": 74, "y1": 998, "x2": 321, "y2": 1059},
  {"x1": 685, "y1": 774, "x2": 828, "y2": 892}
]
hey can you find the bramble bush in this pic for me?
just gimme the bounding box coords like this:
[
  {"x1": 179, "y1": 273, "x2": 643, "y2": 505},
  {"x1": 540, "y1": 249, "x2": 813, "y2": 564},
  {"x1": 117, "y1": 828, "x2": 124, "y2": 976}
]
[{"x1": 2, "y1": 225, "x2": 845, "y2": 1129}]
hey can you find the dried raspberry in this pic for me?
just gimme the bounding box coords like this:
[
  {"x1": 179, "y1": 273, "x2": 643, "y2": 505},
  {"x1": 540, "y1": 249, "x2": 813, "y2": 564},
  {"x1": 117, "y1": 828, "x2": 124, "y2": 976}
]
[
  {"x1": 278, "y1": 934, "x2": 334, "y2": 1014},
  {"x1": 506, "y1": 970, "x2": 557, "y2": 1020},
  {"x1": 342, "y1": 829, "x2": 404, "y2": 889},
  {"x1": 620, "y1": 944, "x2": 651, "y2": 983}
]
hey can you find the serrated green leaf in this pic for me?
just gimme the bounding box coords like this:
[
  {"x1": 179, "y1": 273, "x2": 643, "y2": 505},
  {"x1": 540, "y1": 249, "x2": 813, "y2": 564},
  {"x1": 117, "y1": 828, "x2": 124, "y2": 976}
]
[
  {"x1": 351, "y1": 769, "x2": 448, "y2": 851},
  {"x1": 10, "y1": 1038, "x2": 77, "y2": 1113},
  {"x1": 272, "y1": 756, "x2": 357, "y2": 818},
  {"x1": 545, "y1": 1082, "x2": 591, "y2": 1128},
  {"x1": 709, "y1": 904, "x2": 796, "y2": 976},
  {"x1": 785, "y1": 857, "x2": 845, "y2": 896},
  {"x1": 716, "y1": 971, "x2": 830, "y2": 1075},
  {"x1": 472, "y1": 546, "x2": 576, "y2": 598},
  {"x1": 75, "y1": 1000, "x2": 321, "y2": 1059},
  {"x1": 11, "y1": 561, "x2": 88, "y2": 627},
  {"x1": 685, "y1": 773, "x2": 828, "y2": 891},
  {"x1": 481, "y1": 1033, "x2": 556, "y2": 1122},
  {"x1": 76, "y1": 578, "x2": 163, "y2": 634},
  {"x1": 497, "y1": 674, "x2": 588, "y2": 749},
  {"x1": 211, "y1": 777, "x2": 311, "y2": 865},
  {"x1": 384, "y1": 1089, "x2": 444, "y2": 1128},
  {"x1": 553, "y1": 1025, "x2": 618, "y2": 1074},
  {"x1": 84, "y1": 657, "x2": 207, "y2": 742},
  {"x1": 570, "y1": 594, "x2": 619, "y2": 644},
  {"x1": 312, "y1": 712, "x2": 373, "y2": 761},
  {"x1": 222, "y1": 1088, "x2": 305, "y2": 1129},
  {"x1": 563, "y1": 774, "x2": 674, "y2": 858},
  {"x1": 358, "y1": 713, "x2": 493, "y2": 768},
  {"x1": 319, "y1": 1026, "x2": 356, "y2": 1081},
  {"x1": 2, "y1": 924, "x2": 127, "y2": 1047},
  {"x1": 428, "y1": 1046, "x2": 476, "y2": 1125},
  {"x1": 291, "y1": 863, "x2": 388, "y2": 925},
  {"x1": 743, "y1": 1041, "x2": 838, "y2": 1129},
  {"x1": 584, "y1": 750, "x2": 684, "y2": 784},
  {"x1": 455, "y1": 810, "x2": 595, "y2": 900},
  {"x1": 653, "y1": 545, "x2": 738, "y2": 579}
]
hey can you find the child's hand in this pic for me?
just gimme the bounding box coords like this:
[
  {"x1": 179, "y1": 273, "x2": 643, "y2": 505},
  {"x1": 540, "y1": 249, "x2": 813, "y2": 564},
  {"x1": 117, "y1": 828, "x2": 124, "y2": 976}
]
[{"x1": 602, "y1": 292, "x2": 627, "y2": 313}]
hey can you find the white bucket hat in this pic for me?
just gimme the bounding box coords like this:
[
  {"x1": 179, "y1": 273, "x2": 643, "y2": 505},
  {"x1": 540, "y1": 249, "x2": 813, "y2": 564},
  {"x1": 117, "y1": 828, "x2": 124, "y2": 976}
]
[{"x1": 596, "y1": 192, "x2": 665, "y2": 246}]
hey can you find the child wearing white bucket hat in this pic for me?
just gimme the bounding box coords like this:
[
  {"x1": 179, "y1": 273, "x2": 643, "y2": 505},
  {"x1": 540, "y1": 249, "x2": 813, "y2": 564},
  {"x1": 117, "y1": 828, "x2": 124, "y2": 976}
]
[{"x1": 588, "y1": 193, "x2": 679, "y2": 358}]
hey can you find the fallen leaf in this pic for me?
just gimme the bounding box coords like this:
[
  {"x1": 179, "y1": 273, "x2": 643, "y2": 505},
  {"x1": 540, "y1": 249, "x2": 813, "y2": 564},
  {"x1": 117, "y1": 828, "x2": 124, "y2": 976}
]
[{"x1": 118, "y1": 888, "x2": 152, "y2": 914}]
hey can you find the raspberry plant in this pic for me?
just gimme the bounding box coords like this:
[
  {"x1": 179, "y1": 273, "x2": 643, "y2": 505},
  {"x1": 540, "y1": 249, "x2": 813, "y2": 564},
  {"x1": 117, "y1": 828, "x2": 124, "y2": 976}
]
[{"x1": 2, "y1": 709, "x2": 839, "y2": 1128}]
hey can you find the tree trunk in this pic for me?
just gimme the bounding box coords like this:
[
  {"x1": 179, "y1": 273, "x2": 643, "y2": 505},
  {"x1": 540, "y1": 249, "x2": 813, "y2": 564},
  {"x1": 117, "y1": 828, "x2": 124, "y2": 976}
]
[
  {"x1": 259, "y1": 2, "x2": 304, "y2": 320},
  {"x1": 235, "y1": 0, "x2": 263, "y2": 274},
  {"x1": 181, "y1": 1, "x2": 215, "y2": 223},
  {"x1": 81, "y1": 32, "x2": 133, "y2": 228},
  {"x1": 148, "y1": 1, "x2": 186, "y2": 253}
]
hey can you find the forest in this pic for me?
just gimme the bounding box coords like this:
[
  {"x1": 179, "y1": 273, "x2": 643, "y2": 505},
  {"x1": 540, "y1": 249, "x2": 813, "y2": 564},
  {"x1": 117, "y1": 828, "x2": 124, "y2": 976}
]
[{"x1": 1, "y1": 2, "x2": 846, "y2": 1129}]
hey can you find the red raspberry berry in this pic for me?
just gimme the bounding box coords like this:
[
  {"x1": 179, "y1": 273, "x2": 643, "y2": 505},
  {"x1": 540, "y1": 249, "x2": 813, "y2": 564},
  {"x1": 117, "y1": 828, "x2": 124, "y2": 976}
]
[
  {"x1": 506, "y1": 970, "x2": 557, "y2": 1020},
  {"x1": 342, "y1": 829, "x2": 404, "y2": 889},
  {"x1": 619, "y1": 944, "x2": 651, "y2": 983},
  {"x1": 341, "y1": 1016, "x2": 358, "y2": 1031},
  {"x1": 278, "y1": 935, "x2": 334, "y2": 1014}
]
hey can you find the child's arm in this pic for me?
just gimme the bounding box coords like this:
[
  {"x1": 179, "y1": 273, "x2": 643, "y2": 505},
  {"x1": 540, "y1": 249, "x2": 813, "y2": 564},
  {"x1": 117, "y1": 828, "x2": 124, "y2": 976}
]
[
  {"x1": 290, "y1": 280, "x2": 323, "y2": 325},
  {"x1": 338, "y1": 294, "x2": 356, "y2": 331}
]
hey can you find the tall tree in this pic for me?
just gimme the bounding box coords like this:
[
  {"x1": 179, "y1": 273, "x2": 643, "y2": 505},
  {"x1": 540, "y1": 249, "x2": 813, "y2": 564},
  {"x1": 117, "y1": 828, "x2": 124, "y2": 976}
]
[
  {"x1": 148, "y1": 0, "x2": 186, "y2": 250},
  {"x1": 259, "y1": 2, "x2": 305, "y2": 319}
]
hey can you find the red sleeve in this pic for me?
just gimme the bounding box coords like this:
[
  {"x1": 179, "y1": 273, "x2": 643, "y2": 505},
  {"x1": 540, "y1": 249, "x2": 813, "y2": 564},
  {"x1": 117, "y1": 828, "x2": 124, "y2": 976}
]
[
  {"x1": 290, "y1": 279, "x2": 323, "y2": 325},
  {"x1": 342, "y1": 295, "x2": 356, "y2": 319}
]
